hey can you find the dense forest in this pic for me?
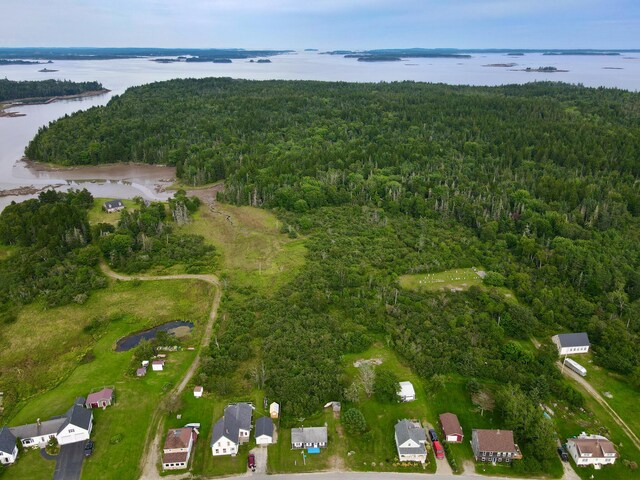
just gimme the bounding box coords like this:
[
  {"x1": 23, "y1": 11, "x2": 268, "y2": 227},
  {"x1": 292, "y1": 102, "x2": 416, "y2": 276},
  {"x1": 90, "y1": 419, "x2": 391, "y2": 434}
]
[
  {"x1": 0, "y1": 78, "x2": 105, "y2": 102},
  {"x1": 19, "y1": 79, "x2": 640, "y2": 473}
]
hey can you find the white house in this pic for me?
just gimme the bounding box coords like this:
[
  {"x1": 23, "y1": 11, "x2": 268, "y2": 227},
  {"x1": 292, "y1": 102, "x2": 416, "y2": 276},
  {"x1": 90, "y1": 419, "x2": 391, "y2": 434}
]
[
  {"x1": 566, "y1": 434, "x2": 618, "y2": 468},
  {"x1": 291, "y1": 427, "x2": 327, "y2": 449},
  {"x1": 10, "y1": 398, "x2": 92, "y2": 448},
  {"x1": 193, "y1": 386, "x2": 203, "y2": 398},
  {"x1": 398, "y1": 381, "x2": 416, "y2": 402},
  {"x1": 103, "y1": 199, "x2": 125, "y2": 213},
  {"x1": 0, "y1": 427, "x2": 18, "y2": 465},
  {"x1": 152, "y1": 360, "x2": 165, "y2": 371},
  {"x1": 552, "y1": 333, "x2": 590, "y2": 356},
  {"x1": 210, "y1": 403, "x2": 253, "y2": 456},
  {"x1": 162, "y1": 427, "x2": 197, "y2": 470},
  {"x1": 255, "y1": 417, "x2": 274, "y2": 446},
  {"x1": 269, "y1": 402, "x2": 280, "y2": 419},
  {"x1": 394, "y1": 419, "x2": 427, "y2": 463}
]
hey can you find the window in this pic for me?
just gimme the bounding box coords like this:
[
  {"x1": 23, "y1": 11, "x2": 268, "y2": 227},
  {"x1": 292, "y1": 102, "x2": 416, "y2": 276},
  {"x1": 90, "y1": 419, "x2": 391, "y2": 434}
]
[
  {"x1": 68, "y1": 429, "x2": 75, "y2": 433},
  {"x1": 215, "y1": 449, "x2": 219, "y2": 454},
  {"x1": 223, "y1": 449, "x2": 226, "y2": 453}
]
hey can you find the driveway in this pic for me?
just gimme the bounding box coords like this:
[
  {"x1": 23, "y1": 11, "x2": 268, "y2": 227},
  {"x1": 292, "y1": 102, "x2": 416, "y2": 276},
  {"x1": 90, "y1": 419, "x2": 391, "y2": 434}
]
[
  {"x1": 249, "y1": 446, "x2": 268, "y2": 475},
  {"x1": 54, "y1": 441, "x2": 86, "y2": 480}
]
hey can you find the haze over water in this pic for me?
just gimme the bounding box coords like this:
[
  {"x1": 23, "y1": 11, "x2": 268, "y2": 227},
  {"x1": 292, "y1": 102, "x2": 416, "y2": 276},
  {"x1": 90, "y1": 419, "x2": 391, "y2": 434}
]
[{"x1": 1, "y1": 50, "x2": 639, "y2": 210}]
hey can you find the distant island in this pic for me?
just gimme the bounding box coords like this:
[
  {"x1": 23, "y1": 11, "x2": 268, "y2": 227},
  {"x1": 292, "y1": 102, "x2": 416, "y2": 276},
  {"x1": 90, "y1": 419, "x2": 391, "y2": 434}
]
[
  {"x1": 483, "y1": 63, "x2": 517, "y2": 68},
  {"x1": 304, "y1": 48, "x2": 319, "y2": 52},
  {"x1": 0, "y1": 59, "x2": 48, "y2": 65},
  {"x1": 357, "y1": 55, "x2": 402, "y2": 62},
  {"x1": 543, "y1": 51, "x2": 620, "y2": 56},
  {"x1": 38, "y1": 68, "x2": 58, "y2": 73},
  {"x1": 521, "y1": 66, "x2": 568, "y2": 73},
  {"x1": 256, "y1": 59, "x2": 271, "y2": 63},
  {"x1": 507, "y1": 53, "x2": 525, "y2": 56}
]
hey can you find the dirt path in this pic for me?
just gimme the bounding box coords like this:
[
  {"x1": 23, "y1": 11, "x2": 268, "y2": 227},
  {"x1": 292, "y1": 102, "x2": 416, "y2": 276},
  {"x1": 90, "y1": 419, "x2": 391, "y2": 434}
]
[
  {"x1": 558, "y1": 361, "x2": 640, "y2": 451},
  {"x1": 99, "y1": 263, "x2": 221, "y2": 480}
]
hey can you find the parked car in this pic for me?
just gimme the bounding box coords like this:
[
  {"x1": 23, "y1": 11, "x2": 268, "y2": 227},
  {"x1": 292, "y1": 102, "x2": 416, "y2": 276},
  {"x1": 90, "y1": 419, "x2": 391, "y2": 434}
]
[
  {"x1": 557, "y1": 446, "x2": 569, "y2": 462},
  {"x1": 248, "y1": 453, "x2": 256, "y2": 471},
  {"x1": 428, "y1": 429, "x2": 438, "y2": 442},
  {"x1": 84, "y1": 440, "x2": 94, "y2": 457},
  {"x1": 433, "y1": 440, "x2": 445, "y2": 459}
]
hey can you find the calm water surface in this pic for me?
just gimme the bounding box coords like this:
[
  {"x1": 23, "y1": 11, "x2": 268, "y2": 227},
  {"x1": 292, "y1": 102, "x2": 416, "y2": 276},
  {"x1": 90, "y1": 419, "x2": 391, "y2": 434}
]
[{"x1": 1, "y1": 51, "x2": 639, "y2": 209}]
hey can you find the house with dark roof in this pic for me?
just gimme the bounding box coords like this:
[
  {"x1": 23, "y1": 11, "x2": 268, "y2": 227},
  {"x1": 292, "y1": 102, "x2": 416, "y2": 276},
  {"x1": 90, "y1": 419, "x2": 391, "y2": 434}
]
[
  {"x1": 86, "y1": 388, "x2": 114, "y2": 409},
  {"x1": 9, "y1": 397, "x2": 93, "y2": 448},
  {"x1": 471, "y1": 429, "x2": 522, "y2": 463},
  {"x1": 162, "y1": 427, "x2": 197, "y2": 470},
  {"x1": 291, "y1": 426, "x2": 327, "y2": 449},
  {"x1": 439, "y1": 413, "x2": 463, "y2": 443},
  {"x1": 552, "y1": 333, "x2": 590, "y2": 356},
  {"x1": 255, "y1": 417, "x2": 274, "y2": 446},
  {"x1": 0, "y1": 427, "x2": 18, "y2": 465},
  {"x1": 566, "y1": 433, "x2": 618, "y2": 467},
  {"x1": 103, "y1": 199, "x2": 125, "y2": 213},
  {"x1": 394, "y1": 419, "x2": 427, "y2": 463},
  {"x1": 210, "y1": 403, "x2": 253, "y2": 456}
]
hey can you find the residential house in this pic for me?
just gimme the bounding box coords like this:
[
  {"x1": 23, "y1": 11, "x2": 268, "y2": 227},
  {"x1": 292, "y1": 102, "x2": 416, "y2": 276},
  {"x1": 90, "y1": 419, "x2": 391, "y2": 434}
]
[
  {"x1": 210, "y1": 403, "x2": 253, "y2": 456},
  {"x1": 255, "y1": 417, "x2": 274, "y2": 446},
  {"x1": 0, "y1": 427, "x2": 18, "y2": 465},
  {"x1": 103, "y1": 199, "x2": 125, "y2": 213},
  {"x1": 291, "y1": 427, "x2": 327, "y2": 449},
  {"x1": 152, "y1": 360, "x2": 165, "y2": 371},
  {"x1": 552, "y1": 333, "x2": 590, "y2": 356},
  {"x1": 398, "y1": 381, "x2": 416, "y2": 402},
  {"x1": 193, "y1": 386, "x2": 203, "y2": 398},
  {"x1": 162, "y1": 427, "x2": 197, "y2": 470},
  {"x1": 439, "y1": 413, "x2": 463, "y2": 443},
  {"x1": 394, "y1": 419, "x2": 428, "y2": 463},
  {"x1": 566, "y1": 433, "x2": 618, "y2": 468},
  {"x1": 269, "y1": 402, "x2": 280, "y2": 419},
  {"x1": 86, "y1": 388, "x2": 114, "y2": 409},
  {"x1": 471, "y1": 429, "x2": 522, "y2": 463},
  {"x1": 10, "y1": 398, "x2": 93, "y2": 448},
  {"x1": 136, "y1": 367, "x2": 147, "y2": 377}
]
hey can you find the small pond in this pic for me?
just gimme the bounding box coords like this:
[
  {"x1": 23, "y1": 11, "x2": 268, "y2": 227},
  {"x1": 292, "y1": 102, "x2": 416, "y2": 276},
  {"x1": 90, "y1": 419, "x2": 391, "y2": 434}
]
[{"x1": 115, "y1": 320, "x2": 193, "y2": 352}]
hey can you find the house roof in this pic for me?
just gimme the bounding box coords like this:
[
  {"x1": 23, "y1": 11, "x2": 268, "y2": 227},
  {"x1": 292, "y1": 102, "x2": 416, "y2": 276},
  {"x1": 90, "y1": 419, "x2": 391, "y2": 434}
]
[
  {"x1": 395, "y1": 420, "x2": 427, "y2": 448},
  {"x1": 210, "y1": 403, "x2": 253, "y2": 446},
  {"x1": 136, "y1": 367, "x2": 147, "y2": 375},
  {"x1": 291, "y1": 427, "x2": 327, "y2": 444},
  {"x1": 255, "y1": 417, "x2": 274, "y2": 438},
  {"x1": 0, "y1": 427, "x2": 17, "y2": 454},
  {"x1": 555, "y1": 332, "x2": 590, "y2": 348},
  {"x1": 86, "y1": 388, "x2": 113, "y2": 405},
  {"x1": 104, "y1": 199, "x2": 124, "y2": 209},
  {"x1": 61, "y1": 397, "x2": 93, "y2": 432},
  {"x1": 439, "y1": 413, "x2": 463, "y2": 437},
  {"x1": 269, "y1": 402, "x2": 280, "y2": 412},
  {"x1": 164, "y1": 428, "x2": 193, "y2": 450},
  {"x1": 163, "y1": 451, "x2": 189, "y2": 464},
  {"x1": 399, "y1": 444, "x2": 427, "y2": 456},
  {"x1": 398, "y1": 381, "x2": 415, "y2": 397},
  {"x1": 473, "y1": 429, "x2": 516, "y2": 453},
  {"x1": 152, "y1": 360, "x2": 165, "y2": 365},
  {"x1": 570, "y1": 435, "x2": 617, "y2": 458},
  {"x1": 194, "y1": 386, "x2": 203, "y2": 393}
]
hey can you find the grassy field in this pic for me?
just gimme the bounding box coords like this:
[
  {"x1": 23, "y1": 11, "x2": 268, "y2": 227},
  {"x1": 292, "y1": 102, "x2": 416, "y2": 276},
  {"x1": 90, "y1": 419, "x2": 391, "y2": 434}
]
[
  {"x1": 88, "y1": 198, "x2": 137, "y2": 225},
  {"x1": 2, "y1": 278, "x2": 212, "y2": 480},
  {"x1": 398, "y1": 268, "x2": 484, "y2": 292},
  {"x1": 0, "y1": 447, "x2": 55, "y2": 480},
  {"x1": 182, "y1": 203, "x2": 306, "y2": 293}
]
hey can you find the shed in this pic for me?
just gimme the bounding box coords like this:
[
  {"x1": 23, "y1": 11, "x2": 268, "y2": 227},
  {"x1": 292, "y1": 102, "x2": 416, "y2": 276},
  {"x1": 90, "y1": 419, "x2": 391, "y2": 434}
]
[
  {"x1": 142, "y1": 360, "x2": 150, "y2": 367},
  {"x1": 193, "y1": 386, "x2": 203, "y2": 398},
  {"x1": 86, "y1": 388, "x2": 114, "y2": 409},
  {"x1": 439, "y1": 413, "x2": 463, "y2": 443},
  {"x1": 269, "y1": 402, "x2": 280, "y2": 419},
  {"x1": 152, "y1": 360, "x2": 165, "y2": 371},
  {"x1": 398, "y1": 381, "x2": 416, "y2": 402},
  {"x1": 136, "y1": 367, "x2": 147, "y2": 377}
]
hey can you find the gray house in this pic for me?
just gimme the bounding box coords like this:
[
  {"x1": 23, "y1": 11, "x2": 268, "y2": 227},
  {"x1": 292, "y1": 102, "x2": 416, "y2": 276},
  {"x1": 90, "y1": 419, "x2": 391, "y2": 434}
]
[
  {"x1": 255, "y1": 417, "x2": 274, "y2": 446},
  {"x1": 552, "y1": 333, "x2": 590, "y2": 356},
  {"x1": 0, "y1": 427, "x2": 18, "y2": 465},
  {"x1": 210, "y1": 403, "x2": 253, "y2": 456},
  {"x1": 394, "y1": 419, "x2": 428, "y2": 463},
  {"x1": 103, "y1": 199, "x2": 125, "y2": 213},
  {"x1": 291, "y1": 427, "x2": 327, "y2": 449}
]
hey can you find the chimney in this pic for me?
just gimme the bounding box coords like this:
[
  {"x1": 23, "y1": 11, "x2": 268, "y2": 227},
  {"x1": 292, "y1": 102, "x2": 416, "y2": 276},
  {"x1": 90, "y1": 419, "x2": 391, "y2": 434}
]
[{"x1": 37, "y1": 418, "x2": 41, "y2": 426}]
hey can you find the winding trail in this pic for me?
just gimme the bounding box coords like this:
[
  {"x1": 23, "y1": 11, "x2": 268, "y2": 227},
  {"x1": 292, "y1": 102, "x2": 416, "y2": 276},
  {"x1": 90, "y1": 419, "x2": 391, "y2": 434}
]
[
  {"x1": 558, "y1": 361, "x2": 640, "y2": 452},
  {"x1": 99, "y1": 263, "x2": 222, "y2": 480}
]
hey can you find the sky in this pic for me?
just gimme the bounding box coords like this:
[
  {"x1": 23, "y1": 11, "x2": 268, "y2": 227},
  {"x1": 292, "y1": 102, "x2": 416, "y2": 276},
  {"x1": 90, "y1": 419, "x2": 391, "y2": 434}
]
[{"x1": 1, "y1": 0, "x2": 638, "y2": 49}]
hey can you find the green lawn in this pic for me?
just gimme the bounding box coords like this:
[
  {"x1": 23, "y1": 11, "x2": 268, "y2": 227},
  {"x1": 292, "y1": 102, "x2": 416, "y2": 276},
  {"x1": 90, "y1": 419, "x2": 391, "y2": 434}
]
[
  {"x1": 88, "y1": 198, "x2": 137, "y2": 225},
  {"x1": 0, "y1": 448, "x2": 55, "y2": 480},
  {"x1": 4, "y1": 278, "x2": 212, "y2": 480}
]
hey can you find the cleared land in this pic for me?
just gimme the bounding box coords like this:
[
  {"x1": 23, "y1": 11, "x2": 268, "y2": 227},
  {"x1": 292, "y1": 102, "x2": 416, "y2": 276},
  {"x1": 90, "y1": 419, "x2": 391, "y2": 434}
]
[
  {"x1": 399, "y1": 268, "x2": 483, "y2": 292},
  {"x1": 88, "y1": 197, "x2": 138, "y2": 225}
]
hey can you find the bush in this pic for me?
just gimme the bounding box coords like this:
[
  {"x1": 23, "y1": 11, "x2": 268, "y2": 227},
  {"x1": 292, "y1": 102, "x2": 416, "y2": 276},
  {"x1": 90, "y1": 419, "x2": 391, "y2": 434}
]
[
  {"x1": 374, "y1": 368, "x2": 400, "y2": 403},
  {"x1": 342, "y1": 407, "x2": 368, "y2": 434}
]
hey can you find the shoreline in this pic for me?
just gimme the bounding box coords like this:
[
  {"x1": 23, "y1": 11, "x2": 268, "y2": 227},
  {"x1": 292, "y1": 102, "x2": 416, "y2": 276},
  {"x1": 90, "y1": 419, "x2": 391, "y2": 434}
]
[{"x1": 0, "y1": 89, "x2": 111, "y2": 117}]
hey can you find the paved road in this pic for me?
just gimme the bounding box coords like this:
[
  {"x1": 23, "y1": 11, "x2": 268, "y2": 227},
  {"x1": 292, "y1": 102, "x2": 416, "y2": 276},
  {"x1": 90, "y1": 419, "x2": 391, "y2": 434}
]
[
  {"x1": 53, "y1": 442, "x2": 86, "y2": 480},
  {"x1": 209, "y1": 472, "x2": 542, "y2": 480}
]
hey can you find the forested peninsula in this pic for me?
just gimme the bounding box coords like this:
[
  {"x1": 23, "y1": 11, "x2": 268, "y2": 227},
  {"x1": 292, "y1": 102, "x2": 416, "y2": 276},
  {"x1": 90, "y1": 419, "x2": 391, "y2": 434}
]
[
  {"x1": 0, "y1": 78, "x2": 107, "y2": 103},
  {"x1": 19, "y1": 78, "x2": 640, "y2": 474}
]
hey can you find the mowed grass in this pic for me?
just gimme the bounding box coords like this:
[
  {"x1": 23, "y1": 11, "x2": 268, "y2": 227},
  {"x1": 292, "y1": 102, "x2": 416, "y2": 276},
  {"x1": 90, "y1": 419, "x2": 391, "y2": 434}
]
[
  {"x1": 88, "y1": 198, "x2": 137, "y2": 225},
  {"x1": 399, "y1": 268, "x2": 483, "y2": 292},
  {"x1": 3, "y1": 278, "x2": 213, "y2": 480},
  {"x1": 0, "y1": 447, "x2": 55, "y2": 480},
  {"x1": 182, "y1": 203, "x2": 306, "y2": 293}
]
